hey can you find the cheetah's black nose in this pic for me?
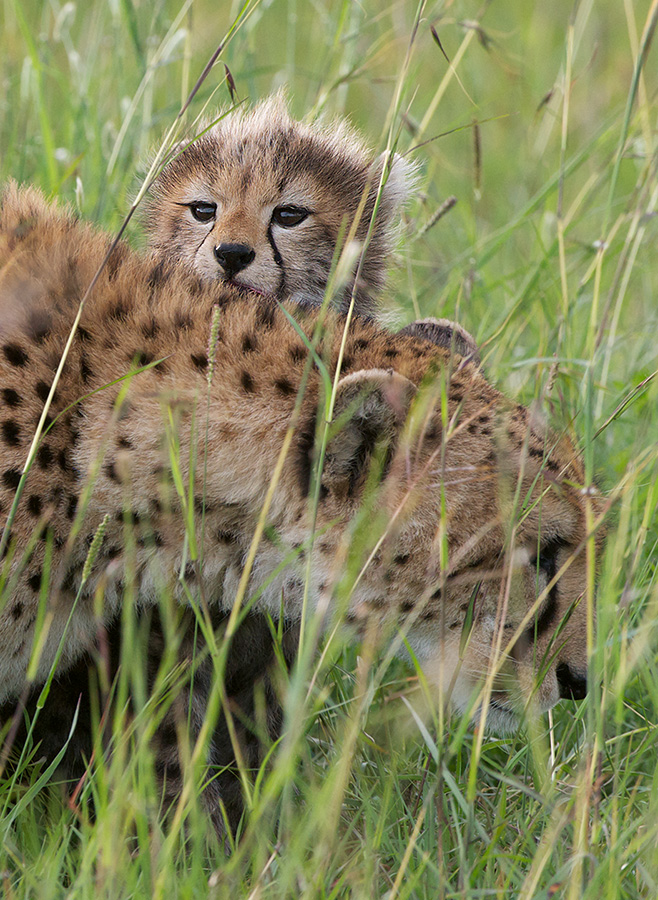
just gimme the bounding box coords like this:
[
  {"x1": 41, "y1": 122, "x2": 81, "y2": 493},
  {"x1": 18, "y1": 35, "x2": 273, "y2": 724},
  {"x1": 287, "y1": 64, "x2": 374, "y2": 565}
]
[
  {"x1": 214, "y1": 242, "x2": 255, "y2": 278},
  {"x1": 556, "y1": 662, "x2": 587, "y2": 700}
]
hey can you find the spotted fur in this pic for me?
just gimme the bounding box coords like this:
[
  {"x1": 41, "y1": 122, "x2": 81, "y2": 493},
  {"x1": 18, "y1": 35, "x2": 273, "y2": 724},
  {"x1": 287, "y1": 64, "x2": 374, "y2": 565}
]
[{"x1": 0, "y1": 186, "x2": 600, "y2": 831}]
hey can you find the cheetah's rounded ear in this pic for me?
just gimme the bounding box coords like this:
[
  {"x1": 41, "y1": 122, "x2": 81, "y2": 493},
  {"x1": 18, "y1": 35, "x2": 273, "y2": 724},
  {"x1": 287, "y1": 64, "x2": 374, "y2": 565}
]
[
  {"x1": 396, "y1": 318, "x2": 481, "y2": 368},
  {"x1": 321, "y1": 369, "x2": 416, "y2": 494},
  {"x1": 371, "y1": 151, "x2": 420, "y2": 218}
]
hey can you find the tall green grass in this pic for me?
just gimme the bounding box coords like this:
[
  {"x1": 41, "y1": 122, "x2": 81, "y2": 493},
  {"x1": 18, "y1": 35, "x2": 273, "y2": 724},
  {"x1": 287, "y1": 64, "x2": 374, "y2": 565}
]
[{"x1": 0, "y1": 0, "x2": 657, "y2": 896}]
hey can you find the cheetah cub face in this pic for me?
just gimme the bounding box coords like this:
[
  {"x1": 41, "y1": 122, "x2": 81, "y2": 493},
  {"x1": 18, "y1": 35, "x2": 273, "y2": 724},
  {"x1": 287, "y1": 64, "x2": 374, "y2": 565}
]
[{"x1": 144, "y1": 96, "x2": 415, "y2": 315}]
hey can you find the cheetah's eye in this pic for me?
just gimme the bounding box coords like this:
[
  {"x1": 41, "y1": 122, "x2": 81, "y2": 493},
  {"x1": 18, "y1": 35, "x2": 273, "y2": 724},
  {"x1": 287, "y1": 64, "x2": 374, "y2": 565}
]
[
  {"x1": 271, "y1": 206, "x2": 310, "y2": 227},
  {"x1": 187, "y1": 201, "x2": 217, "y2": 223}
]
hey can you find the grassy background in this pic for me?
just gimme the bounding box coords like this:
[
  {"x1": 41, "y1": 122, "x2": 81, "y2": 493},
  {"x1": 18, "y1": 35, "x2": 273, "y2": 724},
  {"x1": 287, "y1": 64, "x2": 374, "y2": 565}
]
[{"x1": 1, "y1": 0, "x2": 657, "y2": 897}]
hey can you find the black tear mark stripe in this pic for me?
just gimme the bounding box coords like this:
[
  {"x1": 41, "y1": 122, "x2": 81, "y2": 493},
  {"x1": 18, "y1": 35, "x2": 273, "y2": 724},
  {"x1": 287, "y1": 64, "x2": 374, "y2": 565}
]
[
  {"x1": 266, "y1": 223, "x2": 286, "y2": 297},
  {"x1": 535, "y1": 537, "x2": 569, "y2": 581},
  {"x1": 526, "y1": 588, "x2": 558, "y2": 642},
  {"x1": 525, "y1": 537, "x2": 569, "y2": 640}
]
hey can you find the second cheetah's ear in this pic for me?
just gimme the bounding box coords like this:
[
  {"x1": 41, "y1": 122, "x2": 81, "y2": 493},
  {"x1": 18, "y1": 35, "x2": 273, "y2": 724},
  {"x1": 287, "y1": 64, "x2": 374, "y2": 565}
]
[
  {"x1": 396, "y1": 318, "x2": 481, "y2": 367},
  {"x1": 321, "y1": 369, "x2": 416, "y2": 494}
]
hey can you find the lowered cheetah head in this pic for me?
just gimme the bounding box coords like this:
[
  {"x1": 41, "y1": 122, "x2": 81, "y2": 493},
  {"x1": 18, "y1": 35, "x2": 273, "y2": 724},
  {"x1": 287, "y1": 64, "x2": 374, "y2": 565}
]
[
  {"x1": 258, "y1": 366, "x2": 602, "y2": 733},
  {"x1": 143, "y1": 94, "x2": 415, "y2": 315}
]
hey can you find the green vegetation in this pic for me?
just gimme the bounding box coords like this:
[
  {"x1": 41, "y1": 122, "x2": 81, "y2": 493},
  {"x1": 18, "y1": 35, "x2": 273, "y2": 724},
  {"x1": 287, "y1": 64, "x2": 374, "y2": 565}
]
[{"x1": 1, "y1": 0, "x2": 657, "y2": 896}]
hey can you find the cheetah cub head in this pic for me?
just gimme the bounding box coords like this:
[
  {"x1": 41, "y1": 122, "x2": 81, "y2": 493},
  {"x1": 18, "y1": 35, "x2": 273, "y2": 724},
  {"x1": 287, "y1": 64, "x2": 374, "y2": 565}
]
[{"x1": 143, "y1": 95, "x2": 416, "y2": 315}]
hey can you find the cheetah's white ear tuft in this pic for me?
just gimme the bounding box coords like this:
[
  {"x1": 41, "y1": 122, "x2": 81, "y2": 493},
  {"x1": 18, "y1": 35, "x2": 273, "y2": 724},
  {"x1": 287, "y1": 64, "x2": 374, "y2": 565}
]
[
  {"x1": 321, "y1": 369, "x2": 416, "y2": 493},
  {"x1": 372, "y1": 151, "x2": 420, "y2": 214}
]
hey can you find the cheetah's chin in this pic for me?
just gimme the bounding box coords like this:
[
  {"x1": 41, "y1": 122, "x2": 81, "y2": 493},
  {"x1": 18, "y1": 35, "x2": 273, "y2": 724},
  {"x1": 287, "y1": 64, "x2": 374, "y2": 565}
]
[{"x1": 484, "y1": 702, "x2": 521, "y2": 735}]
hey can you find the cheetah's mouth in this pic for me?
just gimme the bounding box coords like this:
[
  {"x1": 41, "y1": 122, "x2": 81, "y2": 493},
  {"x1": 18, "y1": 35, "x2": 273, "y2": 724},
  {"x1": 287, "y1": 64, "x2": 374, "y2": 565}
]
[{"x1": 226, "y1": 277, "x2": 273, "y2": 301}]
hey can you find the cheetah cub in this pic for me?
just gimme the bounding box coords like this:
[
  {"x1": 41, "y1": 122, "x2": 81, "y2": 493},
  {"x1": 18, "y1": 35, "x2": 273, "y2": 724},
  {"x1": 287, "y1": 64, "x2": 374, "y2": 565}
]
[{"x1": 144, "y1": 95, "x2": 415, "y2": 316}]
